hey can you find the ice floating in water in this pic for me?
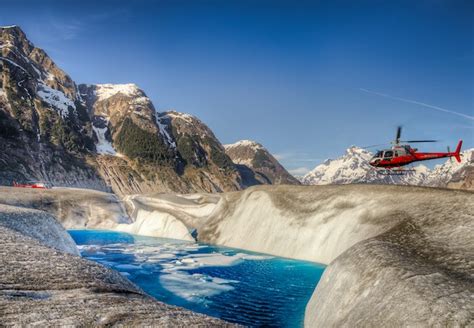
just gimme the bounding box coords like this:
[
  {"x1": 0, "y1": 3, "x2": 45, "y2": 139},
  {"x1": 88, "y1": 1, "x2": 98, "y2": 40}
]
[
  {"x1": 160, "y1": 271, "x2": 237, "y2": 301},
  {"x1": 76, "y1": 237, "x2": 269, "y2": 300},
  {"x1": 114, "y1": 264, "x2": 142, "y2": 270}
]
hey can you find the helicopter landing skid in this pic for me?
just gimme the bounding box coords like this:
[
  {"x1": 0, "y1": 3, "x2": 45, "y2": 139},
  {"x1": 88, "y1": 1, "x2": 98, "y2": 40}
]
[{"x1": 375, "y1": 168, "x2": 416, "y2": 175}]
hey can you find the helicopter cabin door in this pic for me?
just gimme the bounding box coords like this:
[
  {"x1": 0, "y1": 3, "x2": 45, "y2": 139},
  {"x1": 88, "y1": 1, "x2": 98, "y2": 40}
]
[{"x1": 383, "y1": 150, "x2": 394, "y2": 161}]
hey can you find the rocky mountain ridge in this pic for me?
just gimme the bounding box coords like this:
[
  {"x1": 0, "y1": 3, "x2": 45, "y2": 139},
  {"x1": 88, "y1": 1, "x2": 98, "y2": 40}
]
[
  {"x1": 302, "y1": 146, "x2": 474, "y2": 190},
  {"x1": 0, "y1": 25, "x2": 294, "y2": 195},
  {"x1": 224, "y1": 140, "x2": 300, "y2": 186}
]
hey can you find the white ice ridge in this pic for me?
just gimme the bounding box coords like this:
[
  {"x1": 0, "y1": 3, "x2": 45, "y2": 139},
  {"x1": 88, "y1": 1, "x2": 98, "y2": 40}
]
[
  {"x1": 115, "y1": 193, "x2": 221, "y2": 241},
  {"x1": 94, "y1": 83, "x2": 142, "y2": 102},
  {"x1": 37, "y1": 83, "x2": 76, "y2": 118},
  {"x1": 92, "y1": 119, "x2": 117, "y2": 155}
]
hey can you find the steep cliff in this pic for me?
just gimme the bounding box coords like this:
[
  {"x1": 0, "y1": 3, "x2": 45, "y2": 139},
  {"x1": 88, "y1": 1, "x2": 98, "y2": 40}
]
[{"x1": 0, "y1": 25, "x2": 107, "y2": 190}]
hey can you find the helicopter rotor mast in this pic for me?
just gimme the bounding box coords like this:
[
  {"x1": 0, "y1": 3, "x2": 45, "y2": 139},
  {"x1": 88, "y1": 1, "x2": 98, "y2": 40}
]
[{"x1": 391, "y1": 126, "x2": 437, "y2": 148}]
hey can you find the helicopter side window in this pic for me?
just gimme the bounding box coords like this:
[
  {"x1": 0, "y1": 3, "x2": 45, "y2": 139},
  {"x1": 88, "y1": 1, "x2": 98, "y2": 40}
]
[
  {"x1": 373, "y1": 151, "x2": 383, "y2": 158},
  {"x1": 383, "y1": 151, "x2": 393, "y2": 159}
]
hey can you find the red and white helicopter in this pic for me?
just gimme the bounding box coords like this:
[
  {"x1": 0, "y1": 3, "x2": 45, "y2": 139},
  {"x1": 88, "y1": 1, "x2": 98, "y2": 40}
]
[{"x1": 368, "y1": 126, "x2": 462, "y2": 174}]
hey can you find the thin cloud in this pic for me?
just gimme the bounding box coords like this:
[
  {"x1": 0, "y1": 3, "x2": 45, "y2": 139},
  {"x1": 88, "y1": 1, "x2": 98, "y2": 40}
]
[
  {"x1": 359, "y1": 88, "x2": 474, "y2": 121},
  {"x1": 47, "y1": 8, "x2": 128, "y2": 41},
  {"x1": 51, "y1": 21, "x2": 82, "y2": 40},
  {"x1": 273, "y1": 152, "x2": 323, "y2": 162}
]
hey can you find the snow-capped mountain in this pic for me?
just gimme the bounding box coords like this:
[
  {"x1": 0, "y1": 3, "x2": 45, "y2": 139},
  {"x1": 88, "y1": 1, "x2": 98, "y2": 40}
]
[
  {"x1": 224, "y1": 140, "x2": 300, "y2": 186},
  {"x1": 426, "y1": 149, "x2": 474, "y2": 189},
  {"x1": 302, "y1": 146, "x2": 473, "y2": 190}
]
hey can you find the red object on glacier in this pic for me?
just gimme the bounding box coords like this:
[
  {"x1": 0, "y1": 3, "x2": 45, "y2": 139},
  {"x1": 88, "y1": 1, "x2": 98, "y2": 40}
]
[
  {"x1": 13, "y1": 181, "x2": 51, "y2": 189},
  {"x1": 367, "y1": 126, "x2": 462, "y2": 171}
]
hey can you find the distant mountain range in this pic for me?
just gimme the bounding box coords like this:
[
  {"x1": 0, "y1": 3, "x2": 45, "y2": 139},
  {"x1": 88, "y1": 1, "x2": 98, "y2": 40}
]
[
  {"x1": 302, "y1": 146, "x2": 474, "y2": 190},
  {"x1": 0, "y1": 25, "x2": 299, "y2": 196}
]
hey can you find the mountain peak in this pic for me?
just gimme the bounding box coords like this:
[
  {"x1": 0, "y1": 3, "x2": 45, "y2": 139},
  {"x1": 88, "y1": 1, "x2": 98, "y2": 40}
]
[
  {"x1": 93, "y1": 83, "x2": 144, "y2": 102},
  {"x1": 345, "y1": 146, "x2": 369, "y2": 156},
  {"x1": 0, "y1": 25, "x2": 22, "y2": 34},
  {"x1": 224, "y1": 140, "x2": 264, "y2": 151},
  {"x1": 224, "y1": 139, "x2": 300, "y2": 186},
  {"x1": 163, "y1": 110, "x2": 198, "y2": 122}
]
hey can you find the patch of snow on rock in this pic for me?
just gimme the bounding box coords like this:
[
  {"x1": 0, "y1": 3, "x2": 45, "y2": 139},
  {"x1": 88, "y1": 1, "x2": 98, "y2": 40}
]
[
  {"x1": 95, "y1": 83, "x2": 142, "y2": 102},
  {"x1": 37, "y1": 83, "x2": 75, "y2": 118},
  {"x1": 165, "y1": 111, "x2": 196, "y2": 124},
  {"x1": 0, "y1": 57, "x2": 29, "y2": 74},
  {"x1": 92, "y1": 118, "x2": 117, "y2": 155},
  {"x1": 156, "y1": 114, "x2": 176, "y2": 148}
]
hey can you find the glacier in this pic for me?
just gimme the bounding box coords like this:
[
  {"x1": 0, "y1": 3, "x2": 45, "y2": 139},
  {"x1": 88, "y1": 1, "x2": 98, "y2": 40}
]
[{"x1": 0, "y1": 184, "x2": 471, "y2": 326}]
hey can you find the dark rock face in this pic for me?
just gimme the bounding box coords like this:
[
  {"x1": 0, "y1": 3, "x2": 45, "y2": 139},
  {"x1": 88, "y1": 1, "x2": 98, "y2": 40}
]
[
  {"x1": 161, "y1": 111, "x2": 243, "y2": 192},
  {"x1": 224, "y1": 140, "x2": 300, "y2": 186},
  {"x1": 0, "y1": 204, "x2": 232, "y2": 326},
  {"x1": 0, "y1": 26, "x2": 107, "y2": 191}
]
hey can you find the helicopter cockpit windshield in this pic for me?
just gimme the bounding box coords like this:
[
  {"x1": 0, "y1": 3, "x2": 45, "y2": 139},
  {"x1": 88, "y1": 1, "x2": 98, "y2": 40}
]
[{"x1": 372, "y1": 151, "x2": 383, "y2": 159}]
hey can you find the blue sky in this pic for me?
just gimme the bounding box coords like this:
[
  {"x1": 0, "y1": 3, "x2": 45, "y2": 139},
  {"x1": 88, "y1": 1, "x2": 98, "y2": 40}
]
[{"x1": 2, "y1": 0, "x2": 473, "y2": 174}]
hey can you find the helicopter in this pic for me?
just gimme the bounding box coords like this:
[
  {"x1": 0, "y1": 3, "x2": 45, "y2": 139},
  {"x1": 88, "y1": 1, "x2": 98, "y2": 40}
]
[{"x1": 368, "y1": 126, "x2": 462, "y2": 173}]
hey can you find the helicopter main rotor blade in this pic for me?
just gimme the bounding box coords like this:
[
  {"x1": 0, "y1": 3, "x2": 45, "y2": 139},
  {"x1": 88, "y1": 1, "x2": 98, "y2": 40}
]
[
  {"x1": 401, "y1": 140, "x2": 438, "y2": 143},
  {"x1": 361, "y1": 143, "x2": 391, "y2": 149},
  {"x1": 395, "y1": 126, "x2": 402, "y2": 144}
]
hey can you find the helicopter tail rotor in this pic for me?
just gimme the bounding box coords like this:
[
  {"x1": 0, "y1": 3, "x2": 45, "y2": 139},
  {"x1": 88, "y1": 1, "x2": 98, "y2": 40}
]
[{"x1": 453, "y1": 140, "x2": 463, "y2": 163}]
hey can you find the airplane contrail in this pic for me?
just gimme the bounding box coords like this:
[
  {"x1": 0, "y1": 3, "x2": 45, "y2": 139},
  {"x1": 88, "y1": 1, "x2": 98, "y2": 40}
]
[{"x1": 359, "y1": 88, "x2": 474, "y2": 121}]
